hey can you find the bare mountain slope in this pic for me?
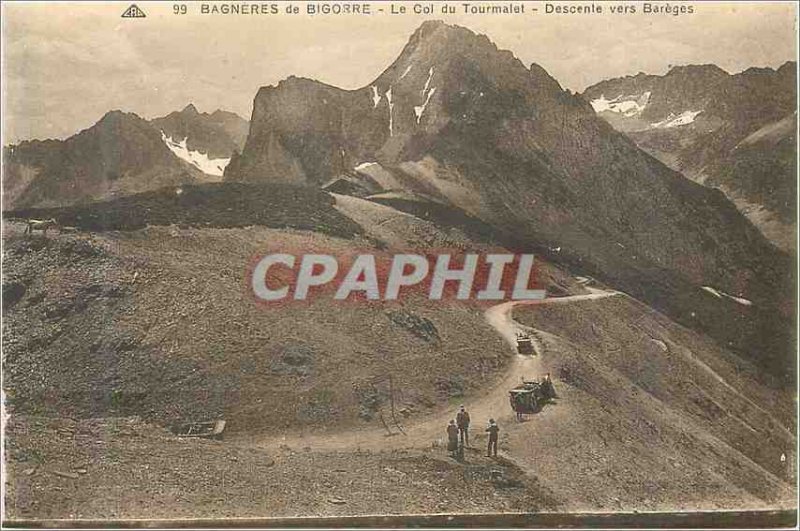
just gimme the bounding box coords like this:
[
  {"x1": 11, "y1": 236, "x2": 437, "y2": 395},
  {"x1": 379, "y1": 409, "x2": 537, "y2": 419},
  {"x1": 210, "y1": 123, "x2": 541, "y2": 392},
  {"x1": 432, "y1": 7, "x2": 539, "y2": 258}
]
[
  {"x1": 2, "y1": 216, "x2": 516, "y2": 431},
  {"x1": 3, "y1": 111, "x2": 205, "y2": 209},
  {"x1": 2, "y1": 182, "x2": 794, "y2": 516},
  {"x1": 583, "y1": 62, "x2": 797, "y2": 251},
  {"x1": 3, "y1": 201, "x2": 795, "y2": 515},
  {"x1": 150, "y1": 104, "x2": 249, "y2": 160},
  {"x1": 5, "y1": 416, "x2": 559, "y2": 519},
  {"x1": 505, "y1": 295, "x2": 796, "y2": 510},
  {"x1": 3, "y1": 106, "x2": 250, "y2": 210}
]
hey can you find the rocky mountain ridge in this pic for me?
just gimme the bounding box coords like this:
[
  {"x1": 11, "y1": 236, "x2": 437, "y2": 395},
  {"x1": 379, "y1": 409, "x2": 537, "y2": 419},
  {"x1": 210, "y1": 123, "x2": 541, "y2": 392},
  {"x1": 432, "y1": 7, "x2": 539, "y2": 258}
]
[
  {"x1": 150, "y1": 104, "x2": 249, "y2": 160},
  {"x1": 3, "y1": 106, "x2": 248, "y2": 209},
  {"x1": 583, "y1": 62, "x2": 796, "y2": 251}
]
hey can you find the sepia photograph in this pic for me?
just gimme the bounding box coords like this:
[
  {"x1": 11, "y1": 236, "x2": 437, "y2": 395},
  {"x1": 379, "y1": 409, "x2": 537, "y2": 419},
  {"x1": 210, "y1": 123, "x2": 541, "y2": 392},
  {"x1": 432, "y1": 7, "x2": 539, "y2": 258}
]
[{"x1": 1, "y1": 1, "x2": 797, "y2": 527}]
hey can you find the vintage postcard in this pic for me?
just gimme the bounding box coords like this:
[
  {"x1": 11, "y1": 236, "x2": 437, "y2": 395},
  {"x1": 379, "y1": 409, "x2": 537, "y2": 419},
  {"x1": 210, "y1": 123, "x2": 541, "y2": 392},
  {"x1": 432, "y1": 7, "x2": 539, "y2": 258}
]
[{"x1": 1, "y1": 0, "x2": 797, "y2": 527}]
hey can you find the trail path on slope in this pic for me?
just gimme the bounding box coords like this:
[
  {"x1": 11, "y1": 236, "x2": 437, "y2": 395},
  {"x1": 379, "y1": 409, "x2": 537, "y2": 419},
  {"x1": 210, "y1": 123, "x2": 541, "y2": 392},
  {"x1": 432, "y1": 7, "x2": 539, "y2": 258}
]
[{"x1": 230, "y1": 289, "x2": 621, "y2": 454}]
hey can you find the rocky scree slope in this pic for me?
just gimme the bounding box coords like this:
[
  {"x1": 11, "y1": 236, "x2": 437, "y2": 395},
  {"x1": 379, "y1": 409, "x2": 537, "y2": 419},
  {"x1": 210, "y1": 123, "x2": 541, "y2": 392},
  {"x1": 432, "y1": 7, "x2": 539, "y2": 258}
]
[
  {"x1": 1, "y1": 219, "x2": 525, "y2": 432},
  {"x1": 513, "y1": 295, "x2": 795, "y2": 511}
]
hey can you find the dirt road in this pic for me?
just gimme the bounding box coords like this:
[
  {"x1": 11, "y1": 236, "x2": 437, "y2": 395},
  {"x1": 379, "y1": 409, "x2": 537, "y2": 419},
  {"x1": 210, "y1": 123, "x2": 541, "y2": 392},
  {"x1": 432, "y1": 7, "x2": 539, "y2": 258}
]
[{"x1": 231, "y1": 290, "x2": 622, "y2": 454}]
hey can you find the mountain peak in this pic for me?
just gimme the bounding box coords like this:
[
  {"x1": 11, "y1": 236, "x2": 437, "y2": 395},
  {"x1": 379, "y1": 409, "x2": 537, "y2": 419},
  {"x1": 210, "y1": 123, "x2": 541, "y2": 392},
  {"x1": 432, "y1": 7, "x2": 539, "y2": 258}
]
[
  {"x1": 398, "y1": 20, "x2": 507, "y2": 62},
  {"x1": 97, "y1": 109, "x2": 144, "y2": 126},
  {"x1": 208, "y1": 109, "x2": 247, "y2": 122},
  {"x1": 100, "y1": 109, "x2": 126, "y2": 120},
  {"x1": 738, "y1": 65, "x2": 783, "y2": 77},
  {"x1": 379, "y1": 19, "x2": 527, "y2": 90},
  {"x1": 415, "y1": 19, "x2": 447, "y2": 34},
  {"x1": 529, "y1": 62, "x2": 564, "y2": 93},
  {"x1": 407, "y1": 19, "x2": 459, "y2": 44},
  {"x1": 182, "y1": 103, "x2": 200, "y2": 114}
]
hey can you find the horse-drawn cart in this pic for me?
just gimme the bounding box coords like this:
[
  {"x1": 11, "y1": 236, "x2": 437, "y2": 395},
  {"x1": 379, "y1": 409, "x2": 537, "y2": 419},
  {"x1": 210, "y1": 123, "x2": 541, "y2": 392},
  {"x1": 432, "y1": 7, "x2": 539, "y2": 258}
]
[
  {"x1": 516, "y1": 333, "x2": 534, "y2": 355},
  {"x1": 509, "y1": 376, "x2": 556, "y2": 419}
]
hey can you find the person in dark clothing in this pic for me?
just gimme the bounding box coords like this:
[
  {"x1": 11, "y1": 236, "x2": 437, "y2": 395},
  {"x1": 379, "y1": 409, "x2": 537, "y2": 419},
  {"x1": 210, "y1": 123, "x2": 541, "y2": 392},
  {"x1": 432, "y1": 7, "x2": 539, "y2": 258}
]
[
  {"x1": 486, "y1": 418, "x2": 499, "y2": 457},
  {"x1": 511, "y1": 393, "x2": 524, "y2": 422},
  {"x1": 456, "y1": 405, "x2": 471, "y2": 446},
  {"x1": 446, "y1": 419, "x2": 459, "y2": 457},
  {"x1": 541, "y1": 373, "x2": 557, "y2": 400}
]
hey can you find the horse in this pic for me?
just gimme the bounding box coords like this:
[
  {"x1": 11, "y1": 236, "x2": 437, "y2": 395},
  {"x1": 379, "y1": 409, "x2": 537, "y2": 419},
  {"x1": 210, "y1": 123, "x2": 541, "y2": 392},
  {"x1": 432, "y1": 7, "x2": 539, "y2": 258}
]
[{"x1": 24, "y1": 218, "x2": 59, "y2": 236}]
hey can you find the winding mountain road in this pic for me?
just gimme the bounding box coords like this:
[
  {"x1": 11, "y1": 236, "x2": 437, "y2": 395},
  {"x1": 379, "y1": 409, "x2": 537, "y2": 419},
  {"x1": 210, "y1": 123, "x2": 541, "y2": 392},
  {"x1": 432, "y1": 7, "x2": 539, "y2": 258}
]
[{"x1": 232, "y1": 288, "x2": 622, "y2": 453}]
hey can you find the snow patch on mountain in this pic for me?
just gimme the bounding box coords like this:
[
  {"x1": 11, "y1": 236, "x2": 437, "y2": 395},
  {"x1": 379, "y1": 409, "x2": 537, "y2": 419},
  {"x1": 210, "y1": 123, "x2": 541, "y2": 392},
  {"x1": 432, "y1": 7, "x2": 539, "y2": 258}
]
[
  {"x1": 355, "y1": 162, "x2": 378, "y2": 172},
  {"x1": 161, "y1": 131, "x2": 230, "y2": 176},
  {"x1": 651, "y1": 110, "x2": 703, "y2": 129},
  {"x1": 590, "y1": 92, "x2": 650, "y2": 117},
  {"x1": 414, "y1": 87, "x2": 437, "y2": 124},
  {"x1": 371, "y1": 86, "x2": 381, "y2": 108},
  {"x1": 701, "y1": 286, "x2": 753, "y2": 306},
  {"x1": 399, "y1": 65, "x2": 413, "y2": 80},
  {"x1": 413, "y1": 67, "x2": 438, "y2": 125},
  {"x1": 422, "y1": 67, "x2": 434, "y2": 96},
  {"x1": 386, "y1": 87, "x2": 394, "y2": 136}
]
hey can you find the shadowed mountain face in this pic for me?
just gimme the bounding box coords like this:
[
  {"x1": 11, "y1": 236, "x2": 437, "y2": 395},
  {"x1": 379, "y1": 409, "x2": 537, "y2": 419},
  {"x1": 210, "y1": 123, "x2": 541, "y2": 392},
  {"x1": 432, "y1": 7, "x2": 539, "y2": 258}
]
[
  {"x1": 3, "y1": 111, "x2": 203, "y2": 209},
  {"x1": 226, "y1": 21, "x2": 794, "y2": 380},
  {"x1": 583, "y1": 63, "x2": 797, "y2": 251},
  {"x1": 150, "y1": 104, "x2": 249, "y2": 160},
  {"x1": 3, "y1": 107, "x2": 249, "y2": 210}
]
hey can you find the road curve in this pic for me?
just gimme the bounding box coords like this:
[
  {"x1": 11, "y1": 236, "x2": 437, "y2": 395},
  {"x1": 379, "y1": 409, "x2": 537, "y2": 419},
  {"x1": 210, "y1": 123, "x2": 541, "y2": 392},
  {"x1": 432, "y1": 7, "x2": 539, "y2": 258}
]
[{"x1": 231, "y1": 289, "x2": 621, "y2": 453}]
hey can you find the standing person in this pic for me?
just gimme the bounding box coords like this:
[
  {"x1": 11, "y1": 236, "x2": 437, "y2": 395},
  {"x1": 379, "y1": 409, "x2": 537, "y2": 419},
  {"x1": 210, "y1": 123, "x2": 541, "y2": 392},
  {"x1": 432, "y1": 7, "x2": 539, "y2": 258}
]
[
  {"x1": 456, "y1": 405, "x2": 471, "y2": 447},
  {"x1": 511, "y1": 393, "x2": 524, "y2": 422},
  {"x1": 541, "y1": 372, "x2": 557, "y2": 400},
  {"x1": 446, "y1": 420, "x2": 459, "y2": 458},
  {"x1": 486, "y1": 418, "x2": 499, "y2": 457}
]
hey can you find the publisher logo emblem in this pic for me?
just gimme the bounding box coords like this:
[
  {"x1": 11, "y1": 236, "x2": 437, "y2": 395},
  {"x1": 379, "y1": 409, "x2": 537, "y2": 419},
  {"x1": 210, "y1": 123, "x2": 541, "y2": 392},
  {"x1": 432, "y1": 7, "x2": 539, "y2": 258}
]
[{"x1": 121, "y1": 4, "x2": 146, "y2": 18}]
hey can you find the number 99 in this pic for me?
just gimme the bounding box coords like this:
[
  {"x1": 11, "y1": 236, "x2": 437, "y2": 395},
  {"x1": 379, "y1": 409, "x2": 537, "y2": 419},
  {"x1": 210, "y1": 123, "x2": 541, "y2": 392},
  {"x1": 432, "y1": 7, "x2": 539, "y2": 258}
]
[{"x1": 174, "y1": 4, "x2": 187, "y2": 14}]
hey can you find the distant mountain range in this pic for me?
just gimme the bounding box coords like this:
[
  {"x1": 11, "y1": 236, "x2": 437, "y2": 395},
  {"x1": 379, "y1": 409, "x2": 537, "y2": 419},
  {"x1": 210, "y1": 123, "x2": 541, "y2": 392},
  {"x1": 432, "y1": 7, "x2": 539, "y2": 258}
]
[
  {"x1": 582, "y1": 62, "x2": 796, "y2": 251},
  {"x1": 222, "y1": 20, "x2": 793, "y2": 377},
  {"x1": 3, "y1": 105, "x2": 248, "y2": 209}
]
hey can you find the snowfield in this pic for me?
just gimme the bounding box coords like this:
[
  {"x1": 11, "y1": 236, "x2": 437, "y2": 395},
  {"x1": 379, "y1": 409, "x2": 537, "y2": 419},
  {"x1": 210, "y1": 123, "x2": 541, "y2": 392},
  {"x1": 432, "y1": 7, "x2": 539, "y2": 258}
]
[
  {"x1": 651, "y1": 110, "x2": 703, "y2": 129},
  {"x1": 354, "y1": 161, "x2": 378, "y2": 172},
  {"x1": 161, "y1": 132, "x2": 230, "y2": 176},
  {"x1": 590, "y1": 92, "x2": 650, "y2": 117}
]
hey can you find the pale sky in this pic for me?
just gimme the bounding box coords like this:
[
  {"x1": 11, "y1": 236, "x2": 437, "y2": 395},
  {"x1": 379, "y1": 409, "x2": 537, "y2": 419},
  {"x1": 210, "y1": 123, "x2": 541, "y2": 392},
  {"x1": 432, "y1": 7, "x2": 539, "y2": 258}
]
[{"x1": 2, "y1": 1, "x2": 797, "y2": 143}]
